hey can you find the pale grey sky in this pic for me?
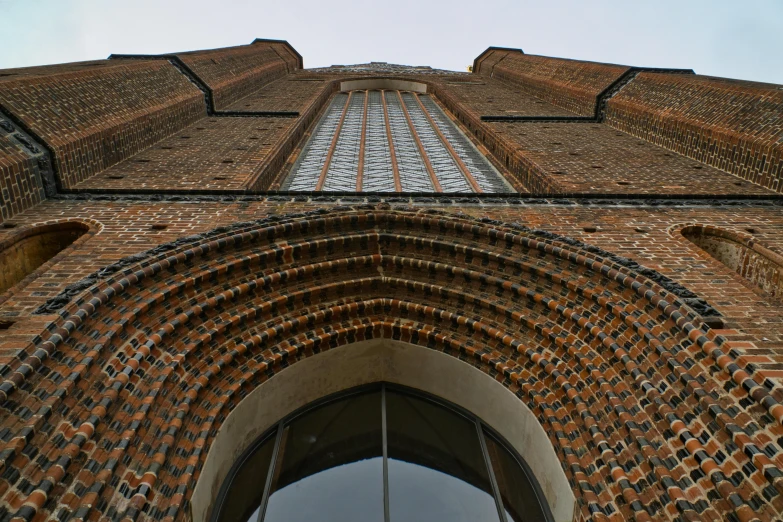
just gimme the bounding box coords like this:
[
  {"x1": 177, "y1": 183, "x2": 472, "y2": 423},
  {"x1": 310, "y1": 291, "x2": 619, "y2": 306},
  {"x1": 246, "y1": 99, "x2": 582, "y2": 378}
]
[{"x1": 0, "y1": 0, "x2": 781, "y2": 85}]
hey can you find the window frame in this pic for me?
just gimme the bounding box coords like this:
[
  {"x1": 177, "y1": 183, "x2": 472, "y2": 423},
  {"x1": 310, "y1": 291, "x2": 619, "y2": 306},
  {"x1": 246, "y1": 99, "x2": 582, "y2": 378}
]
[{"x1": 210, "y1": 382, "x2": 554, "y2": 522}]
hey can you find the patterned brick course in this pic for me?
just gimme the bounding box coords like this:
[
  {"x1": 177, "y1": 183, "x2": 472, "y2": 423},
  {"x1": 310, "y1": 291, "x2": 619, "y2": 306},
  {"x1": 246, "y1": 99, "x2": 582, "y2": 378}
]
[
  {"x1": 0, "y1": 206, "x2": 781, "y2": 522},
  {"x1": 0, "y1": 60, "x2": 205, "y2": 188},
  {"x1": 606, "y1": 73, "x2": 783, "y2": 193}
]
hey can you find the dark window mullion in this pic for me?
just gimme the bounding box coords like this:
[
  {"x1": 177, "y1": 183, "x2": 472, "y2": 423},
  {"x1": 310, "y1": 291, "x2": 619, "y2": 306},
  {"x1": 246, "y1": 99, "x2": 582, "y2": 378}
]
[
  {"x1": 256, "y1": 422, "x2": 285, "y2": 522},
  {"x1": 381, "y1": 384, "x2": 390, "y2": 522},
  {"x1": 477, "y1": 419, "x2": 509, "y2": 522}
]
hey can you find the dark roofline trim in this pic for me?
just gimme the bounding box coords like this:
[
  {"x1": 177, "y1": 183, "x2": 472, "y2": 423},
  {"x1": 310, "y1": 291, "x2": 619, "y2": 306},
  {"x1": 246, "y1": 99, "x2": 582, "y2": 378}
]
[
  {"x1": 53, "y1": 190, "x2": 783, "y2": 203},
  {"x1": 481, "y1": 66, "x2": 694, "y2": 122},
  {"x1": 108, "y1": 54, "x2": 298, "y2": 118},
  {"x1": 252, "y1": 38, "x2": 304, "y2": 69},
  {"x1": 472, "y1": 46, "x2": 524, "y2": 75}
]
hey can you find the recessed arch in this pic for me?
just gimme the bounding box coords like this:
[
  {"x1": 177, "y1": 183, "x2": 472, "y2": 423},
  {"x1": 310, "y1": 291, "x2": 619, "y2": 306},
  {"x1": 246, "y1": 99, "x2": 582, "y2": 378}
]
[
  {"x1": 680, "y1": 224, "x2": 783, "y2": 300},
  {"x1": 195, "y1": 339, "x2": 572, "y2": 522},
  {"x1": 0, "y1": 219, "x2": 95, "y2": 299},
  {"x1": 0, "y1": 207, "x2": 780, "y2": 522}
]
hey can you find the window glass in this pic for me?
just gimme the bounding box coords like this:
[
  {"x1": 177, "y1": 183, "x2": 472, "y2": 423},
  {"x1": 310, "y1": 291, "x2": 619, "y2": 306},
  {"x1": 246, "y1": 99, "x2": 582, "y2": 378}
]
[
  {"x1": 263, "y1": 391, "x2": 384, "y2": 522},
  {"x1": 385, "y1": 390, "x2": 501, "y2": 522},
  {"x1": 216, "y1": 434, "x2": 275, "y2": 522},
  {"x1": 484, "y1": 429, "x2": 546, "y2": 522}
]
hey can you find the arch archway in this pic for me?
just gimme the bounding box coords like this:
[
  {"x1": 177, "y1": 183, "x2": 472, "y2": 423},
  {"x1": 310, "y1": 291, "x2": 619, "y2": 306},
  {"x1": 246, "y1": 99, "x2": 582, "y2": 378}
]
[
  {"x1": 0, "y1": 206, "x2": 781, "y2": 522},
  {"x1": 196, "y1": 339, "x2": 573, "y2": 522}
]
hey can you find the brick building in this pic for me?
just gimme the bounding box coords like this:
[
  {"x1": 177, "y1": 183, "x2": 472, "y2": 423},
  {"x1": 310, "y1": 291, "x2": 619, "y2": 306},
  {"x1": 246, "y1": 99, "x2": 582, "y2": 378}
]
[{"x1": 0, "y1": 38, "x2": 782, "y2": 521}]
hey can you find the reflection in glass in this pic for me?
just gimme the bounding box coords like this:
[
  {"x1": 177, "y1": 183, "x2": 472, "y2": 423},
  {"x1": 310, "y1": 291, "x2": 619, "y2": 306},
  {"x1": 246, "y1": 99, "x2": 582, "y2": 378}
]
[
  {"x1": 216, "y1": 434, "x2": 274, "y2": 522},
  {"x1": 485, "y1": 430, "x2": 547, "y2": 522},
  {"x1": 263, "y1": 391, "x2": 384, "y2": 522},
  {"x1": 215, "y1": 385, "x2": 550, "y2": 522},
  {"x1": 385, "y1": 391, "x2": 501, "y2": 522}
]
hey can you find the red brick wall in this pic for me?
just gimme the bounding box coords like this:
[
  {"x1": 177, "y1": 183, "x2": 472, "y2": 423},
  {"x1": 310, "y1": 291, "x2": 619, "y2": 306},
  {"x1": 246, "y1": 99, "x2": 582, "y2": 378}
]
[
  {"x1": 176, "y1": 43, "x2": 295, "y2": 110},
  {"x1": 478, "y1": 52, "x2": 628, "y2": 116},
  {"x1": 74, "y1": 117, "x2": 301, "y2": 192},
  {"x1": 0, "y1": 60, "x2": 205, "y2": 188},
  {"x1": 606, "y1": 73, "x2": 783, "y2": 193},
  {"x1": 484, "y1": 121, "x2": 772, "y2": 195},
  {"x1": 0, "y1": 137, "x2": 42, "y2": 223}
]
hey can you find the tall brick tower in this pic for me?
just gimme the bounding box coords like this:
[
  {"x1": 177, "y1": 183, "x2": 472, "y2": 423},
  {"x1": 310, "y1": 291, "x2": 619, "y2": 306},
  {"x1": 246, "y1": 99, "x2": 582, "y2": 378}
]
[{"x1": 0, "y1": 39, "x2": 782, "y2": 522}]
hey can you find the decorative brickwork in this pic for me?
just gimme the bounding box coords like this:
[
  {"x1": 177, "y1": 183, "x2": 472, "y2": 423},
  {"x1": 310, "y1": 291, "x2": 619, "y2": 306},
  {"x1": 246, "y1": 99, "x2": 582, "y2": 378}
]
[
  {"x1": 605, "y1": 73, "x2": 783, "y2": 193},
  {"x1": 0, "y1": 208, "x2": 782, "y2": 522},
  {"x1": 174, "y1": 43, "x2": 292, "y2": 110},
  {"x1": 680, "y1": 225, "x2": 783, "y2": 302}
]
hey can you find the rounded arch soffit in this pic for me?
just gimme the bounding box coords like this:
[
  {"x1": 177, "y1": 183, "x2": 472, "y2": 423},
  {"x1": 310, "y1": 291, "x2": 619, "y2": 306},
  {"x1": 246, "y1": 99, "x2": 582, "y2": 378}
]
[
  {"x1": 0, "y1": 218, "x2": 99, "y2": 306},
  {"x1": 1, "y1": 206, "x2": 782, "y2": 522}
]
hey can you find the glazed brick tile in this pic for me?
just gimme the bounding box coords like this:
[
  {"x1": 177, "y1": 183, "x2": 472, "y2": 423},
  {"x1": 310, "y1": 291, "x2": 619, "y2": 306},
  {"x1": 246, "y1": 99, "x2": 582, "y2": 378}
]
[{"x1": 0, "y1": 207, "x2": 779, "y2": 522}]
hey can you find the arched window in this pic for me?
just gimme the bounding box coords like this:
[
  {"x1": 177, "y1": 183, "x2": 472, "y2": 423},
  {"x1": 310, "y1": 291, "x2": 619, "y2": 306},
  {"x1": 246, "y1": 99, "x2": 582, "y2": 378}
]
[
  {"x1": 0, "y1": 221, "x2": 88, "y2": 295},
  {"x1": 212, "y1": 384, "x2": 551, "y2": 522},
  {"x1": 282, "y1": 90, "x2": 511, "y2": 193}
]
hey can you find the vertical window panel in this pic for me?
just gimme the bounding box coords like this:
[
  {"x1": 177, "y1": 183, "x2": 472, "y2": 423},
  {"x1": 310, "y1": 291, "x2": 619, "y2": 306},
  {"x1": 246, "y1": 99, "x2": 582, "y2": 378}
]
[
  {"x1": 262, "y1": 391, "x2": 384, "y2": 522},
  {"x1": 216, "y1": 435, "x2": 275, "y2": 522},
  {"x1": 484, "y1": 429, "x2": 548, "y2": 522},
  {"x1": 385, "y1": 390, "x2": 502, "y2": 522}
]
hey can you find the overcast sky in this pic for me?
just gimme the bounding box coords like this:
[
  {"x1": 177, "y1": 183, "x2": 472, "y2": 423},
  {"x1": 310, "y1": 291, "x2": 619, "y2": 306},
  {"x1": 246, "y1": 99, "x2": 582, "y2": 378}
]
[{"x1": 1, "y1": 0, "x2": 781, "y2": 85}]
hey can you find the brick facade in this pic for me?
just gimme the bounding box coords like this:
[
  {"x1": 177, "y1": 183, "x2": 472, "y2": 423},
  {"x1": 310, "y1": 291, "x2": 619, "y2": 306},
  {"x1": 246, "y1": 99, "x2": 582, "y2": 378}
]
[
  {"x1": 0, "y1": 40, "x2": 782, "y2": 522},
  {"x1": 605, "y1": 73, "x2": 783, "y2": 193}
]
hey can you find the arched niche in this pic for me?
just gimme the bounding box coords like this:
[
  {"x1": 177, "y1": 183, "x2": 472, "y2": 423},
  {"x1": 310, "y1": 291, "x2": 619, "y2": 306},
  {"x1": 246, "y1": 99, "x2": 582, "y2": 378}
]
[
  {"x1": 0, "y1": 221, "x2": 90, "y2": 295},
  {"x1": 682, "y1": 225, "x2": 783, "y2": 300},
  {"x1": 194, "y1": 339, "x2": 574, "y2": 522}
]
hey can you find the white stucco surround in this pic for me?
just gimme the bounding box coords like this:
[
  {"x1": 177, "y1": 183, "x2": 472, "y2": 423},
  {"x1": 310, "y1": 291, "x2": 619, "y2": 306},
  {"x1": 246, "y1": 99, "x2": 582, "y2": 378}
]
[
  {"x1": 339, "y1": 78, "x2": 428, "y2": 93},
  {"x1": 192, "y1": 339, "x2": 576, "y2": 522}
]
